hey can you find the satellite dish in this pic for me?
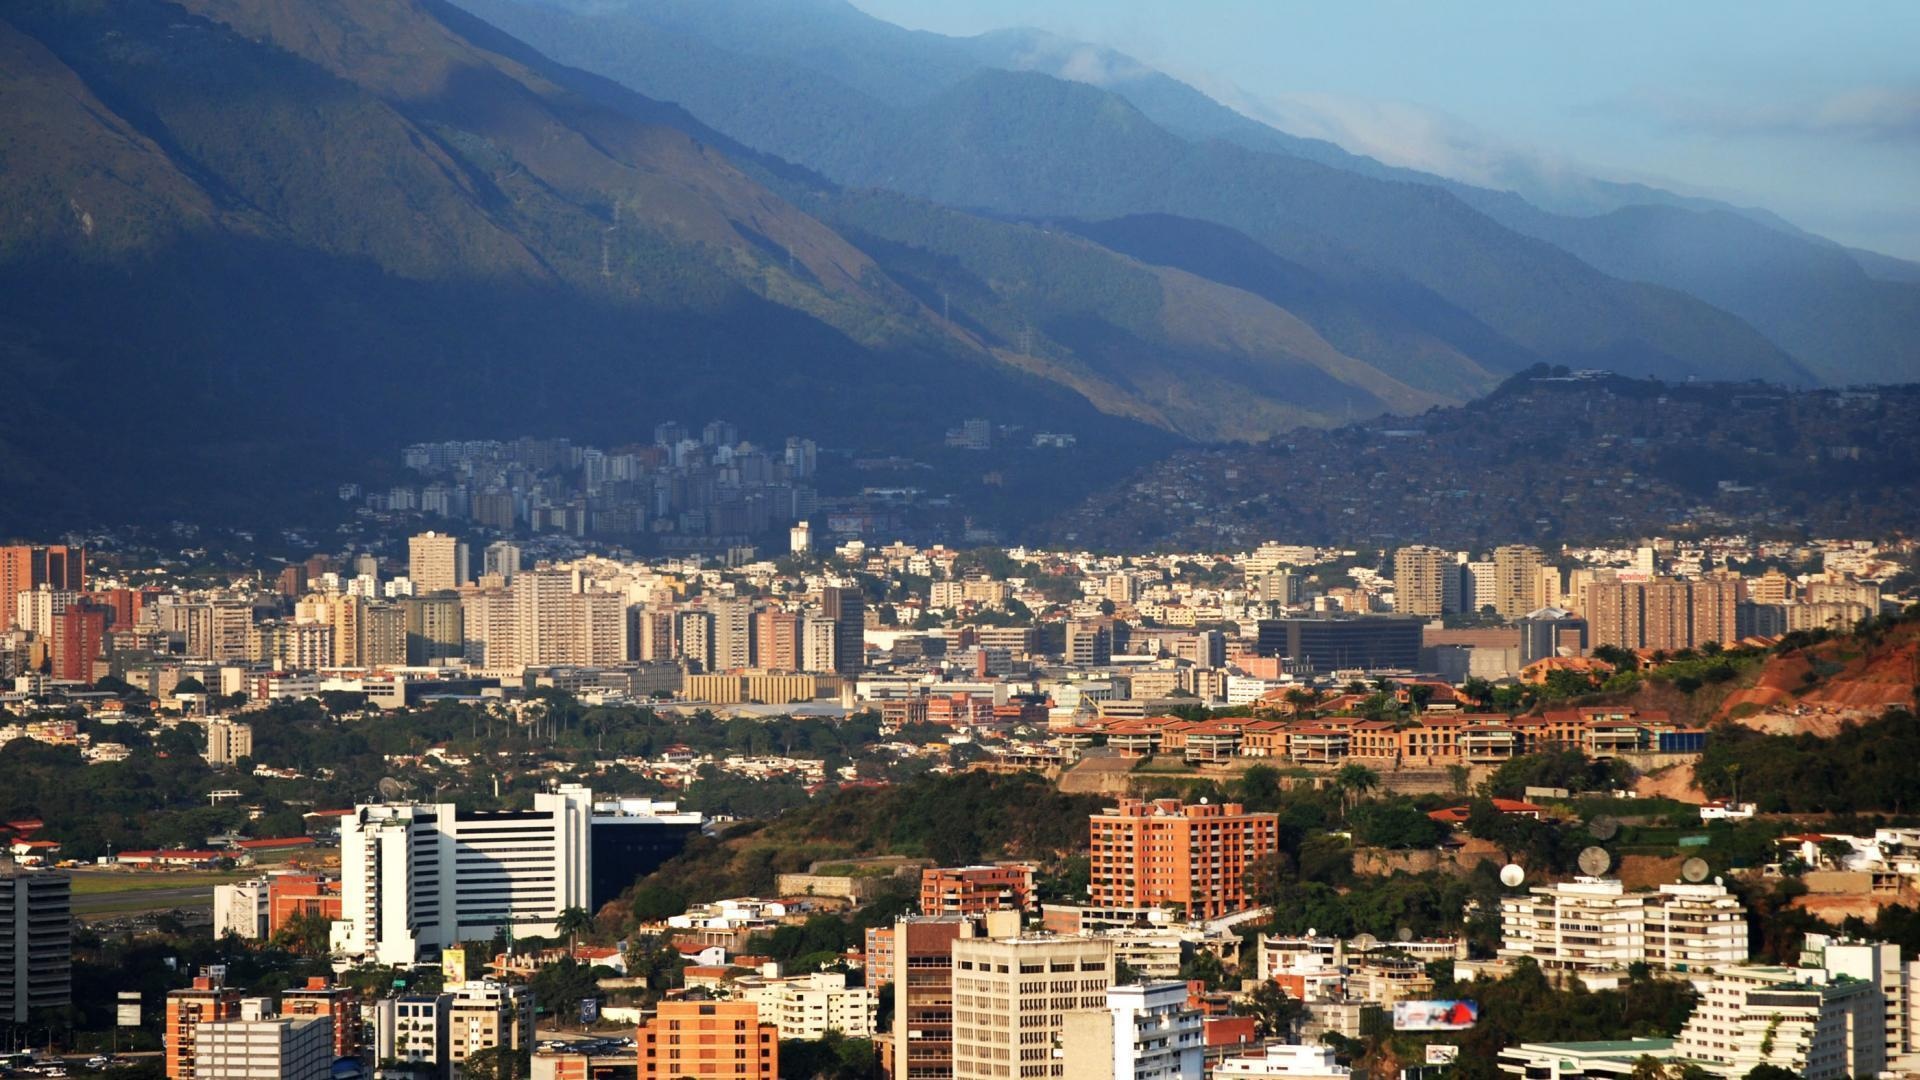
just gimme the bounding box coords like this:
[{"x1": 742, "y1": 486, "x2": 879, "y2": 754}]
[
  {"x1": 1396, "y1": 927, "x2": 1415, "y2": 943},
  {"x1": 1578, "y1": 846, "x2": 1613, "y2": 877},
  {"x1": 1306, "y1": 927, "x2": 1317, "y2": 938},
  {"x1": 1681, "y1": 858, "x2": 1711, "y2": 884},
  {"x1": 377, "y1": 777, "x2": 406, "y2": 802},
  {"x1": 1588, "y1": 816, "x2": 1619, "y2": 841},
  {"x1": 1499, "y1": 863, "x2": 1525, "y2": 888},
  {"x1": 1353, "y1": 933, "x2": 1378, "y2": 952}
]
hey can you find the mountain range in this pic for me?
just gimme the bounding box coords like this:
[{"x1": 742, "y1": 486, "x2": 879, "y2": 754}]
[
  {"x1": 455, "y1": 0, "x2": 1920, "y2": 390},
  {"x1": 1, "y1": 0, "x2": 1915, "y2": 526}
]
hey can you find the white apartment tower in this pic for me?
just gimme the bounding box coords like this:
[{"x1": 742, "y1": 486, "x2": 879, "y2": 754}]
[
  {"x1": 1061, "y1": 981, "x2": 1205, "y2": 1080},
  {"x1": 1499, "y1": 877, "x2": 1747, "y2": 982}
]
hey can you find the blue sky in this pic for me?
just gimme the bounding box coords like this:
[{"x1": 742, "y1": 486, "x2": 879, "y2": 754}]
[{"x1": 853, "y1": 0, "x2": 1920, "y2": 259}]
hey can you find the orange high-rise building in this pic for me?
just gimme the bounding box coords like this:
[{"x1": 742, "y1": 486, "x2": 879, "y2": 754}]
[
  {"x1": 0, "y1": 545, "x2": 84, "y2": 631},
  {"x1": 280, "y1": 976, "x2": 360, "y2": 1059},
  {"x1": 52, "y1": 604, "x2": 107, "y2": 682},
  {"x1": 1089, "y1": 798, "x2": 1279, "y2": 919},
  {"x1": 637, "y1": 1000, "x2": 777, "y2": 1079},
  {"x1": 164, "y1": 977, "x2": 240, "y2": 1080},
  {"x1": 753, "y1": 609, "x2": 800, "y2": 672}
]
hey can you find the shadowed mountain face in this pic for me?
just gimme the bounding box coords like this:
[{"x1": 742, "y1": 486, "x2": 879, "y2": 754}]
[
  {"x1": 454, "y1": 0, "x2": 1920, "y2": 390},
  {"x1": 2, "y1": 0, "x2": 1904, "y2": 528},
  {"x1": 0, "y1": 0, "x2": 1566, "y2": 531}
]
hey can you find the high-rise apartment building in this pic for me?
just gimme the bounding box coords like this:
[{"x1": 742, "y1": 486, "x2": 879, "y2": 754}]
[
  {"x1": 635, "y1": 607, "x2": 676, "y2": 663},
  {"x1": 204, "y1": 721, "x2": 253, "y2": 768},
  {"x1": 1393, "y1": 546, "x2": 1459, "y2": 616},
  {"x1": 800, "y1": 615, "x2": 837, "y2": 674},
  {"x1": 193, "y1": 1010, "x2": 333, "y2": 1080},
  {"x1": 819, "y1": 586, "x2": 865, "y2": 676},
  {"x1": 0, "y1": 545, "x2": 84, "y2": 631},
  {"x1": 1060, "y1": 981, "x2": 1205, "y2": 1080},
  {"x1": 950, "y1": 934, "x2": 1115, "y2": 1080},
  {"x1": 460, "y1": 572, "x2": 625, "y2": 670},
  {"x1": 482, "y1": 540, "x2": 522, "y2": 583},
  {"x1": 166, "y1": 978, "x2": 242, "y2": 1080},
  {"x1": 754, "y1": 609, "x2": 800, "y2": 672},
  {"x1": 401, "y1": 594, "x2": 464, "y2": 665},
  {"x1": 637, "y1": 1000, "x2": 778, "y2": 1079},
  {"x1": 677, "y1": 609, "x2": 716, "y2": 672},
  {"x1": 1498, "y1": 878, "x2": 1748, "y2": 981},
  {"x1": 886, "y1": 916, "x2": 981, "y2": 1080},
  {"x1": 1492, "y1": 545, "x2": 1546, "y2": 620},
  {"x1": 278, "y1": 978, "x2": 360, "y2": 1061},
  {"x1": 1675, "y1": 959, "x2": 1887, "y2": 1080},
  {"x1": 1587, "y1": 581, "x2": 1645, "y2": 652},
  {"x1": 408, "y1": 531, "x2": 469, "y2": 594},
  {"x1": 1463, "y1": 560, "x2": 1498, "y2": 614},
  {"x1": 252, "y1": 621, "x2": 334, "y2": 670},
  {"x1": 1690, "y1": 578, "x2": 1741, "y2": 649},
  {"x1": 1089, "y1": 799, "x2": 1279, "y2": 919},
  {"x1": 1643, "y1": 579, "x2": 1692, "y2": 652},
  {"x1": 712, "y1": 598, "x2": 755, "y2": 672},
  {"x1": 51, "y1": 603, "x2": 107, "y2": 682},
  {"x1": 0, "y1": 869, "x2": 70, "y2": 1023},
  {"x1": 185, "y1": 602, "x2": 253, "y2": 662}
]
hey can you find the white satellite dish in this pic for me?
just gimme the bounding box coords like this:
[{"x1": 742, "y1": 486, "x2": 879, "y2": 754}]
[
  {"x1": 1588, "y1": 815, "x2": 1619, "y2": 841},
  {"x1": 1681, "y1": 857, "x2": 1711, "y2": 884},
  {"x1": 1397, "y1": 926, "x2": 1415, "y2": 943},
  {"x1": 1499, "y1": 863, "x2": 1525, "y2": 888},
  {"x1": 377, "y1": 777, "x2": 406, "y2": 802},
  {"x1": 1578, "y1": 846, "x2": 1613, "y2": 877},
  {"x1": 1306, "y1": 927, "x2": 1317, "y2": 938},
  {"x1": 1353, "y1": 933, "x2": 1378, "y2": 951}
]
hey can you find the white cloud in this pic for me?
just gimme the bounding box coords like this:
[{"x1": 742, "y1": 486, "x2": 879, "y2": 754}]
[{"x1": 1622, "y1": 85, "x2": 1920, "y2": 142}]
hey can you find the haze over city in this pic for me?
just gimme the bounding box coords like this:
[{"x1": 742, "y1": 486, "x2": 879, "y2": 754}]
[{"x1": 0, "y1": 1, "x2": 1917, "y2": 1079}]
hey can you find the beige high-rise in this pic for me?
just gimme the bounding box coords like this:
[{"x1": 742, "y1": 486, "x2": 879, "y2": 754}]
[
  {"x1": 1393, "y1": 546, "x2": 1455, "y2": 616},
  {"x1": 407, "y1": 532, "x2": 467, "y2": 594},
  {"x1": 951, "y1": 935, "x2": 1115, "y2": 1080},
  {"x1": 1491, "y1": 545, "x2": 1545, "y2": 619},
  {"x1": 1690, "y1": 578, "x2": 1740, "y2": 649}
]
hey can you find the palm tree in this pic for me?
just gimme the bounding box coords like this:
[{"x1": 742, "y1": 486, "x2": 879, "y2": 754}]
[
  {"x1": 555, "y1": 906, "x2": 595, "y2": 958},
  {"x1": 1333, "y1": 763, "x2": 1381, "y2": 819}
]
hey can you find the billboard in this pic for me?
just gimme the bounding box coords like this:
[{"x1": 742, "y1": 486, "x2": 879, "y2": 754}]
[
  {"x1": 443, "y1": 947, "x2": 468, "y2": 985},
  {"x1": 1426, "y1": 1045, "x2": 1461, "y2": 1065},
  {"x1": 579, "y1": 998, "x2": 600, "y2": 1025},
  {"x1": 1393, "y1": 1000, "x2": 1478, "y2": 1031},
  {"x1": 117, "y1": 992, "x2": 141, "y2": 1028}
]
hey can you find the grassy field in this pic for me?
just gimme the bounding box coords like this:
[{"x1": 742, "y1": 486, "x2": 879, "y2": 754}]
[{"x1": 68, "y1": 870, "x2": 249, "y2": 896}]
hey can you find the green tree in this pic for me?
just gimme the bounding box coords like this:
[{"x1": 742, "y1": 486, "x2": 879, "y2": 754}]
[
  {"x1": 1233, "y1": 981, "x2": 1306, "y2": 1039},
  {"x1": 1332, "y1": 763, "x2": 1380, "y2": 819},
  {"x1": 555, "y1": 906, "x2": 595, "y2": 955}
]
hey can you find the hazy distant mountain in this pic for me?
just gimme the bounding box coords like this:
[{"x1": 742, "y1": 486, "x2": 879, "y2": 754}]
[
  {"x1": 459, "y1": 0, "x2": 1812, "y2": 391},
  {"x1": 459, "y1": 0, "x2": 1916, "y2": 389}
]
